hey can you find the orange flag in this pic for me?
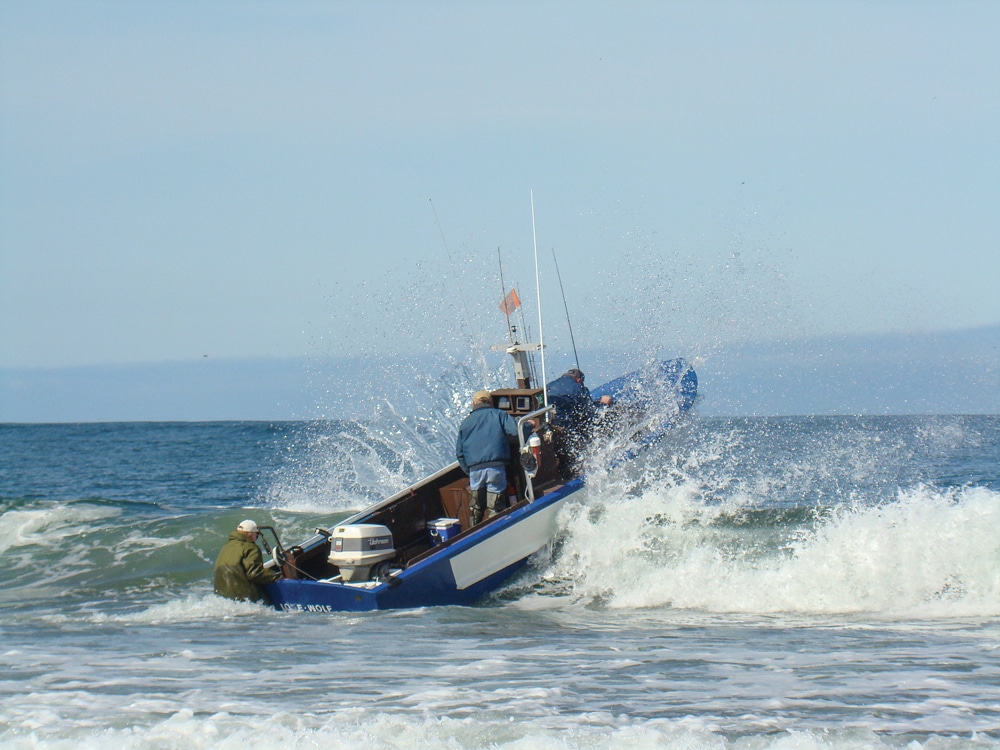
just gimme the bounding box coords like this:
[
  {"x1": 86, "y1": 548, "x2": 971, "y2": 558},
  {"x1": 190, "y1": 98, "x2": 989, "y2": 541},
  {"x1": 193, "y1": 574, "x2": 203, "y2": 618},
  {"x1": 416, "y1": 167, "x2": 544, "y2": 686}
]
[{"x1": 499, "y1": 288, "x2": 521, "y2": 316}]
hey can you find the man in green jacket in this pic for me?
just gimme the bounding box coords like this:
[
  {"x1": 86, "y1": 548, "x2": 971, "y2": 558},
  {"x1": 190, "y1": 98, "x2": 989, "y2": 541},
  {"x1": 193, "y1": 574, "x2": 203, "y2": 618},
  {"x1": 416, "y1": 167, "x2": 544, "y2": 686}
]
[{"x1": 213, "y1": 519, "x2": 281, "y2": 603}]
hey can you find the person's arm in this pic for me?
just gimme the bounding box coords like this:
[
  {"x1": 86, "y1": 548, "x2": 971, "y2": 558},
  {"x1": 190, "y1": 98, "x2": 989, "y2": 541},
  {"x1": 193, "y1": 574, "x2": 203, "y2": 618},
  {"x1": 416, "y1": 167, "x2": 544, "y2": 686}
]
[
  {"x1": 455, "y1": 430, "x2": 468, "y2": 474},
  {"x1": 501, "y1": 410, "x2": 522, "y2": 439},
  {"x1": 244, "y1": 546, "x2": 280, "y2": 583},
  {"x1": 582, "y1": 383, "x2": 612, "y2": 407}
]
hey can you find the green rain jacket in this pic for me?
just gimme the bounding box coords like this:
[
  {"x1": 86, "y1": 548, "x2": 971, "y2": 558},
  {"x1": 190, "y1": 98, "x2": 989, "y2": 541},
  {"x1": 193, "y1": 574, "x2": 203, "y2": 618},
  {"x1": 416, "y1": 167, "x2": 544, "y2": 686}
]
[{"x1": 213, "y1": 530, "x2": 281, "y2": 602}]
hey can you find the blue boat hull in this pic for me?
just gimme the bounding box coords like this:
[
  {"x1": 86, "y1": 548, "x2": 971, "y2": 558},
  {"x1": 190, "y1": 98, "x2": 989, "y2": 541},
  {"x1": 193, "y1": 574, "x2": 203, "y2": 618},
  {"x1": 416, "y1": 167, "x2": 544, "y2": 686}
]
[{"x1": 267, "y1": 478, "x2": 582, "y2": 612}]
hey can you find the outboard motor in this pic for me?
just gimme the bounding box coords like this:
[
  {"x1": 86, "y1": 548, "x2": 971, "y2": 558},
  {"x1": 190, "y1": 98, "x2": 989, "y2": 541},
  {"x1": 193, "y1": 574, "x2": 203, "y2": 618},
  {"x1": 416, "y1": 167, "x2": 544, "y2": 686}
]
[{"x1": 327, "y1": 524, "x2": 395, "y2": 582}]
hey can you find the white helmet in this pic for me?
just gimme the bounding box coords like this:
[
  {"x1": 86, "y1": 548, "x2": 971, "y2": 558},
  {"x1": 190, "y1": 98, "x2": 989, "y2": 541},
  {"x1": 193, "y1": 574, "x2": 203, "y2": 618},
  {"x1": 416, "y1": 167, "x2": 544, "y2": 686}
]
[{"x1": 237, "y1": 519, "x2": 259, "y2": 534}]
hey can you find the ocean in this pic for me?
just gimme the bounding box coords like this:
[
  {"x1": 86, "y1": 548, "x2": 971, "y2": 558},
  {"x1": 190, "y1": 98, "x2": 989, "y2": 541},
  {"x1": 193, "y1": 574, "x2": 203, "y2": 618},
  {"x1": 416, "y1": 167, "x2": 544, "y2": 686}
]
[{"x1": 1, "y1": 413, "x2": 999, "y2": 749}]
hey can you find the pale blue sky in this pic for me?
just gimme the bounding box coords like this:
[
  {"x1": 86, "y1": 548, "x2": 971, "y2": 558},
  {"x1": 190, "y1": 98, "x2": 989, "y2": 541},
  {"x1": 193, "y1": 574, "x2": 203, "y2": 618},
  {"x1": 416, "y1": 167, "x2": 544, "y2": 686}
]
[{"x1": 2, "y1": 1, "x2": 998, "y2": 372}]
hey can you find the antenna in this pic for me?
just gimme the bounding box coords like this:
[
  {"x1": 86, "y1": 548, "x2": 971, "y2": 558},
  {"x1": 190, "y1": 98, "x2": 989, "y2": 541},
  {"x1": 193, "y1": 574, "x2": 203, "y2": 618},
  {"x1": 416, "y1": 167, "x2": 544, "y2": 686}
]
[
  {"x1": 517, "y1": 290, "x2": 537, "y2": 385},
  {"x1": 552, "y1": 248, "x2": 581, "y2": 371},
  {"x1": 530, "y1": 190, "x2": 548, "y2": 408}
]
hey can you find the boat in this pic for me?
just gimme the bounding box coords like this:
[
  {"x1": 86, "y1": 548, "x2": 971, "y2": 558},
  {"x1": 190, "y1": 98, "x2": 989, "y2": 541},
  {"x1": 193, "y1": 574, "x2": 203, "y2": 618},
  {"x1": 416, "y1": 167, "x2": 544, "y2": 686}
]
[{"x1": 258, "y1": 343, "x2": 697, "y2": 612}]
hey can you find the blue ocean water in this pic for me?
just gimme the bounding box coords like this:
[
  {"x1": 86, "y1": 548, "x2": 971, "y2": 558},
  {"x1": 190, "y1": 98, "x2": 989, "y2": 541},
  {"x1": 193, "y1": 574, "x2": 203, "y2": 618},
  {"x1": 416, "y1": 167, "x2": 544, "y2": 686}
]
[{"x1": 1, "y1": 414, "x2": 999, "y2": 748}]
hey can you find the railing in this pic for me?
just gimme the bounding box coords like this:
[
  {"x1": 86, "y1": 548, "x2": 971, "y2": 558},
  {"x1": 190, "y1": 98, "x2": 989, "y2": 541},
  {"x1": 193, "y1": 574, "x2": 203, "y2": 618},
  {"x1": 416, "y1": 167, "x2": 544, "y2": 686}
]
[{"x1": 516, "y1": 405, "x2": 554, "y2": 502}]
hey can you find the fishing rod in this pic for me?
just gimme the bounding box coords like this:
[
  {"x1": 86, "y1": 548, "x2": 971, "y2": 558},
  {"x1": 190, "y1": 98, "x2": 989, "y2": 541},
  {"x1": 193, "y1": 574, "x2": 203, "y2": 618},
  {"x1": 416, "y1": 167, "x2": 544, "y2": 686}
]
[
  {"x1": 530, "y1": 190, "x2": 548, "y2": 408},
  {"x1": 429, "y1": 198, "x2": 490, "y2": 388},
  {"x1": 551, "y1": 248, "x2": 581, "y2": 372}
]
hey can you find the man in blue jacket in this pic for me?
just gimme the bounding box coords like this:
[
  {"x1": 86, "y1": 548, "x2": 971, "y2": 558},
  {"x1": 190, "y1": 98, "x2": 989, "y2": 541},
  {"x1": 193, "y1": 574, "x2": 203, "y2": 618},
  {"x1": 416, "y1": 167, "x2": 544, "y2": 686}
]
[
  {"x1": 546, "y1": 368, "x2": 613, "y2": 476},
  {"x1": 547, "y1": 368, "x2": 612, "y2": 433},
  {"x1": 455, "y1": 390, "x2": 520, "y2": 525}
]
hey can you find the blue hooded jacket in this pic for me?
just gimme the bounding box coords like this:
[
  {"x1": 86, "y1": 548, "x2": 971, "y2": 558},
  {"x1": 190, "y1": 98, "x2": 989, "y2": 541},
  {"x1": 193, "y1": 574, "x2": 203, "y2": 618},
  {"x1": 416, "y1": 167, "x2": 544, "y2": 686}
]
[
  {"x1": 546, "y1": 373, "x2": 597, "y2": 430},
  {"x1": 455, "y1": 404, "x2": 520, "y2": 474}
]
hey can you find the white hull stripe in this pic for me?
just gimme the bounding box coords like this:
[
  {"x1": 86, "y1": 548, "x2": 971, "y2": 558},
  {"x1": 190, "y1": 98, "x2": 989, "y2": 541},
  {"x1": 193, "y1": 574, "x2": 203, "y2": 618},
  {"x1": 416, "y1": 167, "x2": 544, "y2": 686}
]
[{"x1": 449, "y1": 497, "x2": 568, "y2": 590}]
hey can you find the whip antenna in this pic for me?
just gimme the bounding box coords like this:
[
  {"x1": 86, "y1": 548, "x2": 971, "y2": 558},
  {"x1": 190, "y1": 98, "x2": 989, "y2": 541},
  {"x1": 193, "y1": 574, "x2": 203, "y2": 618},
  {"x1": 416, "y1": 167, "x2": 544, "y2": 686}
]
[
  {"x1": 530, "y1": 190, "x2": 548, "y2": 407},
  {"x1": 429, "y1": 199, "x2": 489, "y2": 388},
  {"x1": 552, "y1": 248, "x2": 580, "y2": 372}
]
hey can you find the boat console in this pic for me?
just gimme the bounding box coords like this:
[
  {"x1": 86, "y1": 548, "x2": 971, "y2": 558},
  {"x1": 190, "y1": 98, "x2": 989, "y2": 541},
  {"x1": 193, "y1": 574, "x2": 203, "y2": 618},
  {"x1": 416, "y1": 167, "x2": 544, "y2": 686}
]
[{"x1": 489, "y1": 388, "x2": 543, "y2": 415}]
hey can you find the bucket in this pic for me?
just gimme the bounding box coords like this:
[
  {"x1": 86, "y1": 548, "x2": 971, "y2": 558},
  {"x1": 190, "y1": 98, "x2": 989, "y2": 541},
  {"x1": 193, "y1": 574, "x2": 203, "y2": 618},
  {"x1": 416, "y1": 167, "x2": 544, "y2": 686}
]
[{"x1": 428, "y1": 517, "x2": 462, "y2": 546}]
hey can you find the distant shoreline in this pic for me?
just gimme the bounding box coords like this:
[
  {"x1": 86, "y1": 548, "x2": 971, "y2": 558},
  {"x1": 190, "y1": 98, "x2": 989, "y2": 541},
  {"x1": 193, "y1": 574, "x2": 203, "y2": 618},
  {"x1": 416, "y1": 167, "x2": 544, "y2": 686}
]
[{"x1": 2, "y1": 325, "x2": 997, "y2": 422}]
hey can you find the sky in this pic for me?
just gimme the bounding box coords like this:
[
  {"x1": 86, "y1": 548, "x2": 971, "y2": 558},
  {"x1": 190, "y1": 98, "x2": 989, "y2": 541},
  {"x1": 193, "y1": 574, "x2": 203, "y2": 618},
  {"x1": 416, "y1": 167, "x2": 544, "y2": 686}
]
[{"x1": 1, "y1": 1, "x2": 998, "y2": 414}]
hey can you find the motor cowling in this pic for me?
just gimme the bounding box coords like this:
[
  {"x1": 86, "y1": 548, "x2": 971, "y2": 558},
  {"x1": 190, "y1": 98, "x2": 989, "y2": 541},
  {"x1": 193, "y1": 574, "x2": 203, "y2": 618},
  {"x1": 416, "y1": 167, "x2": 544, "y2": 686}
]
[{"x1": 327, "y1": 524, "x2": 395, "y2": 582}]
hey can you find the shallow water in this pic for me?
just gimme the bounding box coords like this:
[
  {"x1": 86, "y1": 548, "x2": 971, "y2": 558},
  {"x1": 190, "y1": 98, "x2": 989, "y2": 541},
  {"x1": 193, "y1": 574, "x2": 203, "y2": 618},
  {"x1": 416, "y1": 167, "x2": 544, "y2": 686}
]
[{"x1": 1, "y1": 415, "x2": 999, "y2": 748}]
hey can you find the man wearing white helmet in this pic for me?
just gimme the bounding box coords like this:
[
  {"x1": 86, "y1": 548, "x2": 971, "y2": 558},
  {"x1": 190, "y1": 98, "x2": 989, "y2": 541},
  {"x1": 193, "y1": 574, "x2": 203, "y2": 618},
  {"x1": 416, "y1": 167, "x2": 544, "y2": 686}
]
[{"x1": 213, "y1": 519, "x2": 281, "y2": 602}]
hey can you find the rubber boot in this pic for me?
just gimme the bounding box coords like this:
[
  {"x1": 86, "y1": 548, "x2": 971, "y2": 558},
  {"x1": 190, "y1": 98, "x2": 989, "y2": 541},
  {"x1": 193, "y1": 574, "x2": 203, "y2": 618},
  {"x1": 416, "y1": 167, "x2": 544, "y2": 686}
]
[
  {"x1": 469, "y1": 486, "x2": 486, "y2": 526},
  {"x1": 485, "y1": 491, "x2": 508, "y2": 520}
]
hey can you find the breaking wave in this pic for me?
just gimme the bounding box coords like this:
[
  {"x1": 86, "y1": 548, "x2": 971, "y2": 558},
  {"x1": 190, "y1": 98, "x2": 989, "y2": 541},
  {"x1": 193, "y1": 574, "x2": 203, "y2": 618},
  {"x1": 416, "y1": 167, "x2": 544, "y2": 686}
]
[{"x1": 545, "y1": 481, "x2": 1000, "y2": 617}]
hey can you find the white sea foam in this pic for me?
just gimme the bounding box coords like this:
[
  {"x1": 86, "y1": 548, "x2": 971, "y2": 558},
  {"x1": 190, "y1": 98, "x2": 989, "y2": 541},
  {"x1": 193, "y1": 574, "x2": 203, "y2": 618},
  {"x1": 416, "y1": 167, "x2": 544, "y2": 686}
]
[
  {"x1": 0, "y1": 710, "x2": 996, "y2": 750},
  {"x1": 550, "y1": 480, "x2": 1000, "y2": 617},
  {"x1": 88, "y1": 592, "x2": 274, "y2": 625},
  {"x1": 0, "y1": 502, "x2": 120, "y2": 556}
]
